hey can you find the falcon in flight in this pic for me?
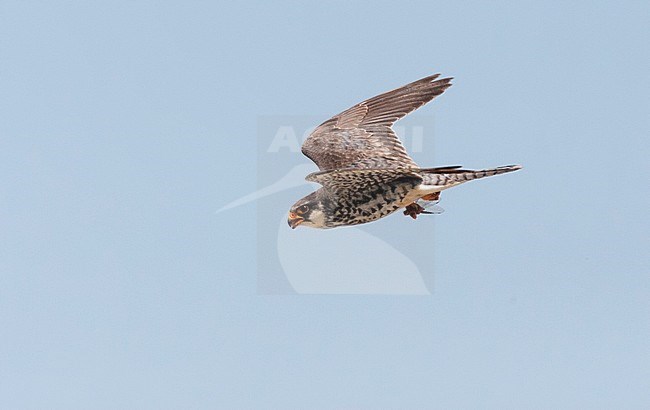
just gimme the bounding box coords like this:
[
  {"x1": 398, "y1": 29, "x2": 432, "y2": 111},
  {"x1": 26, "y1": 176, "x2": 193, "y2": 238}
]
[{"x1": 288, "y1": 73, "x2": 521, "y2": 229}]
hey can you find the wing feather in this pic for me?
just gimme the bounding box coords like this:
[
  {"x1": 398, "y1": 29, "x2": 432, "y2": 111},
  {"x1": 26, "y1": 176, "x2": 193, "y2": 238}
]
[
  {"x1": 301, "y1": 74, "x2": 453, "y2": 171},
  {"x1": 306, "y1": 168, "x2": 423, "y2": 197}
]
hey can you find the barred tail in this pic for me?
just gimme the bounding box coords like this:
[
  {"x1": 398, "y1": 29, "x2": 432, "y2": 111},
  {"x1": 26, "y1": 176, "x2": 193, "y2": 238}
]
[{"x1": 421, "y1": 164, "x2": 522, "y2": 187}]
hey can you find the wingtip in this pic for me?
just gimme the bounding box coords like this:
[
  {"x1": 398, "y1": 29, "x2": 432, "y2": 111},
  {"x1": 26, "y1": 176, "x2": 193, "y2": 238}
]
[
  {"x1": 422, "y1": 73, "x2": 453, "y2": 85},
  {"x1": 430, "y1": 75, "x2": 453, "y2": 87}
]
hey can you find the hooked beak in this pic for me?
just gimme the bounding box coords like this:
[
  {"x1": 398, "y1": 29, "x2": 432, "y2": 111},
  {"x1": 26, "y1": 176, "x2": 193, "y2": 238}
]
[{"x1": 287, "y1": 212, "x2": 304, "y2": 229}]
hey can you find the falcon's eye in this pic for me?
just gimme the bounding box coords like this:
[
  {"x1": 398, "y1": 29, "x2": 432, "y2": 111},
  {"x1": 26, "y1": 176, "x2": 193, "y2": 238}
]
[{"x1": 296, "y1": 205, "x2": 309, "y2": 215}]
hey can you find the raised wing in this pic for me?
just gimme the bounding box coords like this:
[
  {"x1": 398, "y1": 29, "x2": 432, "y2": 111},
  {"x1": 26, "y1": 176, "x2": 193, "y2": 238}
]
[{"x1": 301, "y1": 74, "x2": 453, "y2": 171}]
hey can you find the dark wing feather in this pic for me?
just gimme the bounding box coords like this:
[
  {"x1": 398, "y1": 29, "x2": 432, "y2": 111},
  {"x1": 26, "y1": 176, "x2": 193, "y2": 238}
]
[
  {"x1": 301, "y1": 74, "x2": 453, "y2": 171},
  {"x1": 306, "y1": 168, "x2": 423, "y2": 197}
]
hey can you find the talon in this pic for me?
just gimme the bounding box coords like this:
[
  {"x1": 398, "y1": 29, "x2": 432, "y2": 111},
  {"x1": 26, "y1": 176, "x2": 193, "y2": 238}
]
[{"x1": 403, "y1": 203, "x2": 426, "y2": 220}]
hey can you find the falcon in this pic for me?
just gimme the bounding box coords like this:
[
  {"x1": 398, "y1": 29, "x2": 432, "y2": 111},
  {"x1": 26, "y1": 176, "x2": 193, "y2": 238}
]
[{"x1": 288, "y1": 73, "x2": 521, "y2": 229}]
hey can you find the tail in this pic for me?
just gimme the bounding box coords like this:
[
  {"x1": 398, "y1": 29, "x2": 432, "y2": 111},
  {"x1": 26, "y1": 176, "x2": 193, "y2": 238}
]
[{"x1": 421, "y1": 164, "x2": 522, "y2": 187}]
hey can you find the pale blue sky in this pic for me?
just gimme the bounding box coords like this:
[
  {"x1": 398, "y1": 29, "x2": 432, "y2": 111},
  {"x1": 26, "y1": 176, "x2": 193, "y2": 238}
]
[{"x1": 1, "y1": 1, "x2": 649, "y2": 408}]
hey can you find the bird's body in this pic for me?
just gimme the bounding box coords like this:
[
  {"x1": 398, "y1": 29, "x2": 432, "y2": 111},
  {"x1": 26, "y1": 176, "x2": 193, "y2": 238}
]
[{"x1": 288, "y1": 74, "x2": 521, "y2": 229}]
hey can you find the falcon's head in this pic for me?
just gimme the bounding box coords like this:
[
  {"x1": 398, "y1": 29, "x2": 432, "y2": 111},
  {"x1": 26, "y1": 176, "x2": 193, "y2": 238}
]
[{"x1": 288, "y1": 192, "x2": 327, "y2": 229}]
